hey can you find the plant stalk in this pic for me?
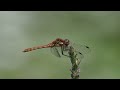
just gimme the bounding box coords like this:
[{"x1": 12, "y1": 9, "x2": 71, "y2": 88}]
[{"x1": 69, "y1": 46, "x2": 81, "y2": 79}]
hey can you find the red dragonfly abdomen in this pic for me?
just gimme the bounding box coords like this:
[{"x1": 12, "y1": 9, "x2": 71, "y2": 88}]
[
  {"x1": 23, "y1": 43, "x2": 54, "y2": 52},
  {"x1": 23, "y1": 38, "x2": 67, "y2": 53}
]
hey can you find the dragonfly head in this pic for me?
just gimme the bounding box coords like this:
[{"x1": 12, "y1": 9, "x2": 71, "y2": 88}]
[{"x1": 64, "y1": 39, "x2": 70, "y2": 46}]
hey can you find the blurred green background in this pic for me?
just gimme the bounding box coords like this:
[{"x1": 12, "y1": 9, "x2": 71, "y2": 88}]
[{"x1": 0, "y1": 11, "x2": 120, "y2": 79}]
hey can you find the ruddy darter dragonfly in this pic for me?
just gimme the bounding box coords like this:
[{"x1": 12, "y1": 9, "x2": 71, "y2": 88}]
[{"x1": 23, "y1": 38, "x2": 90, "y2": 60}]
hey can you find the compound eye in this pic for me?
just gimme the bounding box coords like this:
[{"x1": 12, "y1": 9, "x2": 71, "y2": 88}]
[
  {"x1": 64, "y1": 39, "x2": 70, "y2": 45},
  {"x1": 65, "y1": 39, "x2": 69, "y2": 42}
]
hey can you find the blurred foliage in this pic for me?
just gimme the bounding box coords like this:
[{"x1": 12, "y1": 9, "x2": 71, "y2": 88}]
[{"x1": 0, "y1": 11, "x2": 120, "y2": 79}]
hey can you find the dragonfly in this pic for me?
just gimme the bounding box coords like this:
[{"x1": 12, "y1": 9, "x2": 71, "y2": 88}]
[{"x1": 23, "y1": 38, "x2": 90, "y2": 60}]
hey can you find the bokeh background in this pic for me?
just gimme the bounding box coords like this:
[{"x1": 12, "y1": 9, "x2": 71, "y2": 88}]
[{"x1": 0, "y1": 11, "x2": 120, "y2": 79}]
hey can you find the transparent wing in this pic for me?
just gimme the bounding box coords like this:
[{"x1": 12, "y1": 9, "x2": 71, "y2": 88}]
[
  {"x1": 71, "y1": 43, "x2": 91, "y2": 55},
  {"x1": 75, "y1": 51, "x2": 84, "y2": 60},
  {"x1": 62, "y1": 50, "x2": 70, "y2": 56},
  {"x1": 50, "y1": 47, "x2": 61, "y2": 58},
  {"x1": 51, "y1": 46, "x2": 70, "y2": 58},
  {"x1": 62, "y1": 45, "x2": 84, "y2": 60}
]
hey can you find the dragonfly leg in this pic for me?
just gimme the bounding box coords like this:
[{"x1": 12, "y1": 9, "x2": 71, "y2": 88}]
[
  {"x1": 61, "y1": 46, "x2": 70, "y2": 57},
  {"x1": 62, "y1": 51, "x2": 70, "y2": 57}
]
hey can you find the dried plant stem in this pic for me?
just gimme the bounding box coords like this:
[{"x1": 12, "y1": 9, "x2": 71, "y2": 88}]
[{"x1": 69, "y1": 46, "x2": 81, "y2": 79}]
